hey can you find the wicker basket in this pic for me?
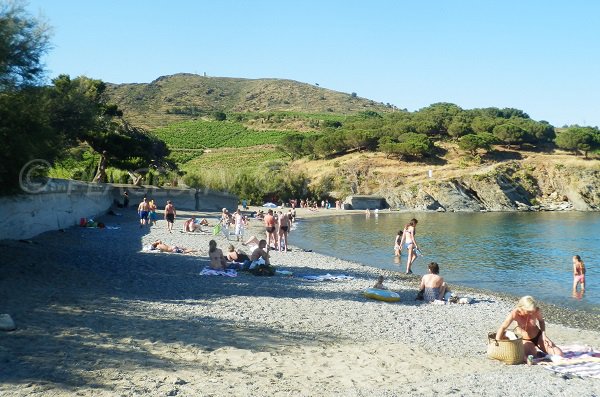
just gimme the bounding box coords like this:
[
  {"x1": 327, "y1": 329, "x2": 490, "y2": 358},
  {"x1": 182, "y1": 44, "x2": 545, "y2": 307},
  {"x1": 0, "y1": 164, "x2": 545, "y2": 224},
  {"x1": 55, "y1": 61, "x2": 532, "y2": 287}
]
[{"x1": 487, "y1": 332, "x2": 524, "y2": 365}]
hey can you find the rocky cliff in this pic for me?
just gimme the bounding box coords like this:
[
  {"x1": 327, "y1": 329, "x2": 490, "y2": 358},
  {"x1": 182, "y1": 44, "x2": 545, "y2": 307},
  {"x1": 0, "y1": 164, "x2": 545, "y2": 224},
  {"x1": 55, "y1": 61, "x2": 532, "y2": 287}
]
[{"x1": 379, "y1": 159, "x2": 600, "y2": 212}]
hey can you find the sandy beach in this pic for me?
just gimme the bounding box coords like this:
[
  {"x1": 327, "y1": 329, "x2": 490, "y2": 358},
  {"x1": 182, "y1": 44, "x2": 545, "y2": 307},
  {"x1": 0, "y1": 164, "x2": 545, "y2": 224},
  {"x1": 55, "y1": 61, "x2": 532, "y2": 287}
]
[{"x1": 1, "y1": 205, "x2": 599, "y2": 396}]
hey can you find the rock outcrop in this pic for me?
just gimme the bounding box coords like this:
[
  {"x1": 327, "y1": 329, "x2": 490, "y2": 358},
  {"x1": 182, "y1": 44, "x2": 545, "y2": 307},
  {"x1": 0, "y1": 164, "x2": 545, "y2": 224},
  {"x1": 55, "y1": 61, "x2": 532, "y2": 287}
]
[{"x1": 378, "y1": 161, "x2": 600, "y2": 212}]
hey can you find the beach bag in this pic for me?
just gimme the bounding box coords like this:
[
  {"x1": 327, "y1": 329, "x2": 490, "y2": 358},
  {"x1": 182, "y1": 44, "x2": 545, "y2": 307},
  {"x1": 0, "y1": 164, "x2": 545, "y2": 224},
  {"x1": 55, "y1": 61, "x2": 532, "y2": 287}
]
[
  {"x1": 212, "y1": 223, "x2": 221, "y2": 236},
  {"x1": 487, "y1": 332, "x2": 524, "y2": 365},
  {"x1": 250, "y1": 264, "x2": 276, "y2": 277}
]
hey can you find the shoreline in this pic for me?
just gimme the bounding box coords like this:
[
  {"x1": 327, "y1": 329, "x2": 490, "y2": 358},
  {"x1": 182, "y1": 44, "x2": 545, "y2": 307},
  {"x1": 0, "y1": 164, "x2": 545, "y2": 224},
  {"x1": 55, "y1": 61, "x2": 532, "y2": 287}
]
[
  {"x1": 270, "y1": 206, "x2": 600, "y2": 328},
  {"x1": 1, "y1": 205, "x2": 599, "y2": 396}
]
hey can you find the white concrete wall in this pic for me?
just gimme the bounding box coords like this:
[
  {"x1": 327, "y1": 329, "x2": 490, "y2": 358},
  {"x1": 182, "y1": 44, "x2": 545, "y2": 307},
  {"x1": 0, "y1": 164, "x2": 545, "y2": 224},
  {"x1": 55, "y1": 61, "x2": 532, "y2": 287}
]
[
  {"x1": 0, "y1": 179, "x2": 114, "y2": 240},
  {"x1": 0, "y1": 179, "x2": 238, "y2": 240}
]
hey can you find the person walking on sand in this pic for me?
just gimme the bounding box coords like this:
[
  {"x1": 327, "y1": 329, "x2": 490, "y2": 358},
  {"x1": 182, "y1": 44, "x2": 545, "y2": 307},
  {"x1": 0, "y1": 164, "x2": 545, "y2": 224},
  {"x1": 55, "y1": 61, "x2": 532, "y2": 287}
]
[
  {"x1": 164, "y1": 200, "x2": 176, "y2": 233},
  {"x1": 573, "y1": 255, "x2": 586, "y2": 293},
  {"x1": 264, "y1": 209, "x2": 277, "y2": 249},
  {"x1": 394, "y1": 230, "x2": 403, "y2": 257},
  {"x1": 399, "y1": 218, "x2": 419, "y2": 274},
  {"x1": 148, "y1": 199, "x2": 158, "y2": 226},
  {"x1": 233, "y1": 209, "x2": 245, "y2": 242},
  {"x1": 496, "y1": 296, "x2": 563, "y2": 361},
  {"x1": 137, "y1": 197, "x2": 150, "y2": 227}
]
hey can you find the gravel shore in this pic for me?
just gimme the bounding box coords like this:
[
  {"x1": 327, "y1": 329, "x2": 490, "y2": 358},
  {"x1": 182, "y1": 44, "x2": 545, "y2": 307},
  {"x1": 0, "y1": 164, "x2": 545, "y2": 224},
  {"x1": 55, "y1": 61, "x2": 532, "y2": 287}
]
[{"x1": 1, "y1": 205, "x2": 599, "y2": 396}]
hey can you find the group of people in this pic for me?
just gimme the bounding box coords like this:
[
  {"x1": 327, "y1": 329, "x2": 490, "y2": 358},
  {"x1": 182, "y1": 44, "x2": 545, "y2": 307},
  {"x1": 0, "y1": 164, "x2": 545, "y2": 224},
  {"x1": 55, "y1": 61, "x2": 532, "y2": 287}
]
[
  {"x1": 137, "y1": 197, "x2": 177, "y2": 232},
  {"x1": 382, "y1": 216, "x2": 588, "y2": 363},
  {"x1": 219, "y1": 208, "x2": 248, "y2": 241},
  {"x1": 208, "y1": 237, "x2": 275, "y2": 276},
  {"x1": 394, "y1": 218, "x2": 420, "y2": 274},
  {"x1": 263, "y1": 209, "x2": 293, "y2": 251}
]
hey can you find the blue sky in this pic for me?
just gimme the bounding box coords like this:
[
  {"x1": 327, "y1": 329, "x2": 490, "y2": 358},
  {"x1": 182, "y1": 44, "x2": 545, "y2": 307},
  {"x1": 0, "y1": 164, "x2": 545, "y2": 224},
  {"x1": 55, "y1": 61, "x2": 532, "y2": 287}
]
[{"x1": 27, "y1": 0, "x2": 600, "y2": 127}]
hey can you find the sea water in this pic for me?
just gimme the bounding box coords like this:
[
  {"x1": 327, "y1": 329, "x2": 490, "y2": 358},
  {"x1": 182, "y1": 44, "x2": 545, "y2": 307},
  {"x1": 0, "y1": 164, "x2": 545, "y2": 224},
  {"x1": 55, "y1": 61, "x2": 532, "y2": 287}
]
[{"x1": 291, "y1": 211, "x2": 599, "y2": 314}]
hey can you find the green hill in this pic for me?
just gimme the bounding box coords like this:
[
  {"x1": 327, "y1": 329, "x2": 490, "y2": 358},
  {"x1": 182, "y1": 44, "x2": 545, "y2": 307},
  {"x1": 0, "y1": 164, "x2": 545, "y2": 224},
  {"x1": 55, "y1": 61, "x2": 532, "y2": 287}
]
[{"x1": 105, "y1": 73, "x2": 394, "y2": 130}]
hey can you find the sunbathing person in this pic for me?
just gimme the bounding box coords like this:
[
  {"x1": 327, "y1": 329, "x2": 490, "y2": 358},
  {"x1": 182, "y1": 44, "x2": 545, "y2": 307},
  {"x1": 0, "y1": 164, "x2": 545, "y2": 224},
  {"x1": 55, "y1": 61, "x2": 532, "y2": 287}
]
[
  {"x1": 242, "y1": 235, "x2": 261, "y2": 252},
  {"x1": 208, "y1": 240, "x2": 227, "y2": 270},
  {"x1": 183, "y1": 216, "x2": 203, "y2": 233},
  {"x1": 226, "y1": 244, "x2": 250, "y2": 263},
  {"x1": 418, "y1": 262, "x2": 447, "y2": 302},
  {"x1": 150, "y1": 240, "x2": 196, "y2": 254},
  {"x1": 496, "y1": 296, "x2": 563, "y2": 361}
]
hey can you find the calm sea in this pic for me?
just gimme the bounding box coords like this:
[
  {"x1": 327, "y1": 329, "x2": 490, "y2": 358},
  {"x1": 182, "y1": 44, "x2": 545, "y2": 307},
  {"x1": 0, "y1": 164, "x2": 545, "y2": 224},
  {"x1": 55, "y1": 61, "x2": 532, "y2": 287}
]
[{"x1": 291, "y1": 211, "x2": 599, "y2": 314}]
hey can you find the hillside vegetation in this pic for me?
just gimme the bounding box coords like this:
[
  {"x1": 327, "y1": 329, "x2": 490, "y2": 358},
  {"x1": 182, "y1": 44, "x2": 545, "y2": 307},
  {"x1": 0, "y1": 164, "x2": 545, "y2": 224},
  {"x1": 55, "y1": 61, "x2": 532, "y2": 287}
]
[
  {"x1": 104, "y1": 73, "x2": 393, "y2": 130},
  {"x1": 51, "y1": 73, "x2": 600, "y2": 209}
]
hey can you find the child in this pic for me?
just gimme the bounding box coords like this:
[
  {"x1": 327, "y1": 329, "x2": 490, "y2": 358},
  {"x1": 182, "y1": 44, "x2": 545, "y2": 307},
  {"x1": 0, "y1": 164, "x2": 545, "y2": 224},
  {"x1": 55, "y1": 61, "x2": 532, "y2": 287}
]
[
  {"x1": 394, "y1": 230, "x2": 403, "y2": 257},
  {"x1": 373, "y1": 275, "x2": 387, "y2": 290},
  {"x1": 573, "y1": 255, "x2": 586, "y2": 292}
]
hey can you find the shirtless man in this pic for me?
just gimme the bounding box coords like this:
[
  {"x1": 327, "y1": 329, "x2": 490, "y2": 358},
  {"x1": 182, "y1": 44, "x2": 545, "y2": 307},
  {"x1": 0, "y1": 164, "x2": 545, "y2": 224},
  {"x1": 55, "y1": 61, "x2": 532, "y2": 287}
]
[
  {"x1": 250, "y1": 239, "x2": 270, "y2": 266},
  {"x1": 150, "y1": 240, "x2": 196, "y2": 254},
  {"x1": 137, "y1": 197, "x2": 150, "y2": 227},
  {"x1": 164, "y1": 200, "x2": 176, "y2": 233},
  {"x1": 278, "y1": 211, "x2": 290, "y2": 251},
  {"x1": 263, "y1": 209, "x2": 277, "y2": 249}
]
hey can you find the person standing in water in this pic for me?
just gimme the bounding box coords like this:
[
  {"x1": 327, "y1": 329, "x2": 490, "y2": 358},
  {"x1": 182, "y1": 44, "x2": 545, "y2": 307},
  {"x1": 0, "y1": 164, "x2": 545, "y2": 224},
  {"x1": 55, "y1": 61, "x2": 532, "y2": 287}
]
[
  {"x1": 572, "y1": 255, "x2": 586, "y2": 294},
  {"x1": 394, "y1": 230, "x2": 403, "y2": 257},
  {"x1": 399, "y1": 218, "x2": 419, "y2": 274}
]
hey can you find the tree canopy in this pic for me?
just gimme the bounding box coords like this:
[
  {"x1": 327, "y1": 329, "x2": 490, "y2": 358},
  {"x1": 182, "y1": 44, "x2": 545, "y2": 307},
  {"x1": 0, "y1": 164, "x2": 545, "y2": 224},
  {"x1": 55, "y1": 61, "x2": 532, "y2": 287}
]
[
  {"x1": 0, "y1": 3, "x2": 171, "y2": 193},
  {"x1": 0, "y1": 0, "x2": 51, "y2": 90},
  {"x1": 555, "y1": 126, "x2": 600, "y2": 157}
]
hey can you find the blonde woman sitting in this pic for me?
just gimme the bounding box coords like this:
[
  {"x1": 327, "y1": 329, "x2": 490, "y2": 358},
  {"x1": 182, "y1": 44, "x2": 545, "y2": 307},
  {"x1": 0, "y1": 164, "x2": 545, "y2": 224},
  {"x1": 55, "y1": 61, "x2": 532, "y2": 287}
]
[{"x1": 496, "y1": 296, "x2": 563, "y2": 361}]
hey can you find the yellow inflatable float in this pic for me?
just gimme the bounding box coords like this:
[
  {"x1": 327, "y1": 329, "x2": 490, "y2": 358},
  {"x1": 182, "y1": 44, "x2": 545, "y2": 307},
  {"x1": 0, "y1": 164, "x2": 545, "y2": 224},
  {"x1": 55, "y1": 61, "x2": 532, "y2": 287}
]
[{"x1": 363, "y1": 288, "x2": 401, "y2": 302}]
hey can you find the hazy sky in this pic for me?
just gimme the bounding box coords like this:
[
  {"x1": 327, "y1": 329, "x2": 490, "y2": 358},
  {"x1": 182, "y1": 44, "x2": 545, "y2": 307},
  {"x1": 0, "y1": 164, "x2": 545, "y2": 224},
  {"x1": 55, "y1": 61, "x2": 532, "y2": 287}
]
[{"x1": 26, "y1": 0, "x2": 600, "y2": 127}]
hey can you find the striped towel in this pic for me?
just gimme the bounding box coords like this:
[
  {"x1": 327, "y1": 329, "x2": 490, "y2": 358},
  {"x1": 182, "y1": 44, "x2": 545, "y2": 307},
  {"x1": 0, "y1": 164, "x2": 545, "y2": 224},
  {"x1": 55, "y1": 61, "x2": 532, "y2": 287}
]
[{"x1": 544, "y1": 345, "x2": 600, "y2": 379}]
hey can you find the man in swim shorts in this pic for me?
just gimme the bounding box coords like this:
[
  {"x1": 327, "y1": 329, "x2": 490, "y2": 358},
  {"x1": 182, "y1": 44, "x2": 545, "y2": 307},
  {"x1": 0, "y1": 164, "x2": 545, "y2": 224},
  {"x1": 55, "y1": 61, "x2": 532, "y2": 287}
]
[
  {"x1": 164, "y1": 200, "x2": 176, "y2": 233},
  {"x1": 138, "y1": 197, "x2": 150, "y2": 228},
  {"x1": 278, "y1": 210, "x2": 290, "y2": 251},
  {"x1": 264, "y1": 209, "x2": 277, "y2": 249}
]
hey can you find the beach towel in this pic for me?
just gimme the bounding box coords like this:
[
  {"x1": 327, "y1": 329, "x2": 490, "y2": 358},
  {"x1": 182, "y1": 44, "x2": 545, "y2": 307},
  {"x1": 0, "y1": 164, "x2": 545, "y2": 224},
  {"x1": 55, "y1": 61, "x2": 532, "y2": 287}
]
[
  {"x1": 199, "y1": 267, "x2": 237, "y2": 277},
  {"x1": 542, "y1": 345, "x2": 600, "y2": 379},
  {"x1": 301, "y1": 274, "x2": 354, "y2": 282}
]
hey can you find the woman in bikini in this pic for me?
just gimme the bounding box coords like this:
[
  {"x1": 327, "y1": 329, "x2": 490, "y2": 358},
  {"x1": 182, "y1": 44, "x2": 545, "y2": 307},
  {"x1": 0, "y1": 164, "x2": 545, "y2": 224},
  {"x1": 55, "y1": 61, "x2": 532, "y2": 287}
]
[
  {"x1": 572, "y1": 255, "x2": 586, "y2": 293},
  {"x1": 399, "y1": 218, "x2": 419, "y2": 274},
  {"x1": 496, "y1": 296, "x2": 563, "y2": 361}
]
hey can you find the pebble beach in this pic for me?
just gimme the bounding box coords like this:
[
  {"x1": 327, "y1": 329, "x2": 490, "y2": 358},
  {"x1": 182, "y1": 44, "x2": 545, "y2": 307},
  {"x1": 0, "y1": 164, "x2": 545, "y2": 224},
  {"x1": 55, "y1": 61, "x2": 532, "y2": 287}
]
[{"x1": 1, "y1": 206, "x2": 599, "y2": 396}]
